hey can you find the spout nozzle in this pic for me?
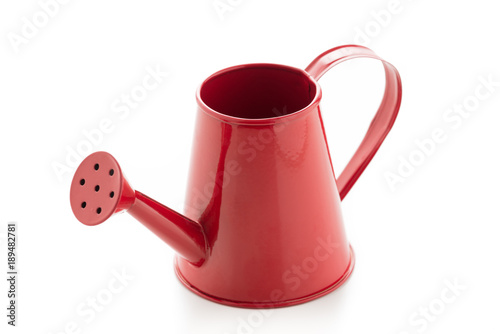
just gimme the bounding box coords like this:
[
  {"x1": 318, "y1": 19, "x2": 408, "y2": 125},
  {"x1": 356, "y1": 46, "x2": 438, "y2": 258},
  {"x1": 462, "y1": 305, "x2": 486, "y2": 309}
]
[{"x1": 70, "y1": 151, "x2": 135, "y2": 226}]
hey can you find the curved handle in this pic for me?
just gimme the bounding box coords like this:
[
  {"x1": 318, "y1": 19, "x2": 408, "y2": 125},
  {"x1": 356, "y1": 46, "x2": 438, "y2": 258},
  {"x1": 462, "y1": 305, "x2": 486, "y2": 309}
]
[{"x1": 305, "y1": 45, "x2": 402, "y2": 200}]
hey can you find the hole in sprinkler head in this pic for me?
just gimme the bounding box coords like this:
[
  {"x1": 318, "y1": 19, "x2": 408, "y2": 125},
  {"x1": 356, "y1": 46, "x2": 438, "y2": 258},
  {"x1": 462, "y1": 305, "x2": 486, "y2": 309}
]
[
  {"x1": 109, "y1": 169, "x2": 114, "y2": 176},
  {"x1": 94, "y1": 163, "x2": 99, "y2": 171},
  {"x1": 81, "y1": 202, "x2": 87, "y2": 208},
  {"x1": 80, "y1": 179, "x2": 85, "y2": 186},
  {"x1": 110, "y1": 191, "x2": 115, "y2": 198},
  {"x1": 96, "y1": 207, "x2": 102, "y2": 214},
  {"x1": 95, "y1": 185, "x2": 100, "y2": 192}
]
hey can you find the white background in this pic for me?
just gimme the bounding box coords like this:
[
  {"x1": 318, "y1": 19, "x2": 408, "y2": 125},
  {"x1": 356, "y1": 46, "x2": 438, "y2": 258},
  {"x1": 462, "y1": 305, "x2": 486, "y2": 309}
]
[{"x1": 1, "y1": 0, "x2": 499, "y2": 333}]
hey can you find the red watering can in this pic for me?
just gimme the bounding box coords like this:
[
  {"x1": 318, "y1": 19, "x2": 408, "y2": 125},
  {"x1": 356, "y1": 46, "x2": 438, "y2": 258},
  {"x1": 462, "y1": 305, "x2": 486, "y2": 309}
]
[{"x1": 70, "y1": 45, "x2": 402, "y2": 308}]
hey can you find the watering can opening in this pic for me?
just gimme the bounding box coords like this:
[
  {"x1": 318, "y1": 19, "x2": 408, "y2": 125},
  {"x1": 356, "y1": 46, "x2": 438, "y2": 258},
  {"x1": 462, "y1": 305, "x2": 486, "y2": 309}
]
[{"x1": 199, "y1": 64, "x2": 319, "y2": 120}]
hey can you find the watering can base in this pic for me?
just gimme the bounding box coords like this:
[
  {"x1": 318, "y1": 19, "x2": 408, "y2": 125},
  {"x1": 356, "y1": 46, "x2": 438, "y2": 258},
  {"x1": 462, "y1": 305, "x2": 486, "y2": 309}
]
[{"x1": 174, "y1": 245, "x2": 355, "y2": 308}]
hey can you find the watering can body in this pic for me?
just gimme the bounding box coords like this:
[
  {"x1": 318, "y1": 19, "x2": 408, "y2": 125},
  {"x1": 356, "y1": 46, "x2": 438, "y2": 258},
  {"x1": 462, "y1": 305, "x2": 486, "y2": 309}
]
[
  {"x1": 70, "y1": 45, "x2": 402, "y2": 308},
  {"x1": 178, "y1": 83, "x2": 353, "y2": 306}
]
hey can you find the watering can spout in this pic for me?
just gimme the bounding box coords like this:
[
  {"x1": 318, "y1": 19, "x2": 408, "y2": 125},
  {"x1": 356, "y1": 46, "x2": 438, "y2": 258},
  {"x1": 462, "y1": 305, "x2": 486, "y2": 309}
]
[{"x1": 69, "y1": 151, "x2": 208, "y2": 265}]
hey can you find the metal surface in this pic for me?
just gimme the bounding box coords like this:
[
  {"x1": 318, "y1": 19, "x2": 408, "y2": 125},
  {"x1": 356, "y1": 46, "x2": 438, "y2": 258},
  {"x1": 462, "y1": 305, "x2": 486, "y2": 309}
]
[{"x1": 69, "y1": 45, "x2": 402, "y2": 308}]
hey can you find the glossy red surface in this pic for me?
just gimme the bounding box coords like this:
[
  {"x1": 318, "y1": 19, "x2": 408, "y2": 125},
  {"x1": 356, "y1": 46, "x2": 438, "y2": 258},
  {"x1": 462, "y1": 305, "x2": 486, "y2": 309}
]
[
  {"x1": 176, "y1": 45, "x2": 401, "y2": 307},
  {"x1": 305, "y1": 45, "x2": 402, "y2": 199},
  {"x1": 70, "y1": 151, "x2": 135, "y2": 226},
  {"x1": 70, "y1": 152, "x2": 208, "y2": 265},
  {"x1": 69, "y1": 45, "x2": 402, "y2": 308},
  {"x1": 129, "y1": 192, "x2": 207, "y2": 265}
]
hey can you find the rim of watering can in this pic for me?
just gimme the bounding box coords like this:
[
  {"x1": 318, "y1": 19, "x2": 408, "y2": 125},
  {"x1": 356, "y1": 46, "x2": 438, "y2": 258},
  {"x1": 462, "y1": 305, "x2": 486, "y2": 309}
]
[{"x1": 196, "y1": 63, "x2": 322, "y2": 126}]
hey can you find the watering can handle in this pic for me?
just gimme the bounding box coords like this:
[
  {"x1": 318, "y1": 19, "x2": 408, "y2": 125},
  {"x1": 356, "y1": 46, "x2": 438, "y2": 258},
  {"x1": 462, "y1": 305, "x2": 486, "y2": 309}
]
[{"x1": 305, "y1": 45, "x2": 402, "y2": 200}]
